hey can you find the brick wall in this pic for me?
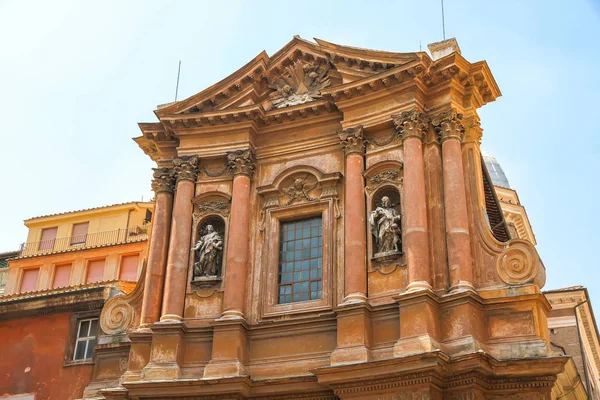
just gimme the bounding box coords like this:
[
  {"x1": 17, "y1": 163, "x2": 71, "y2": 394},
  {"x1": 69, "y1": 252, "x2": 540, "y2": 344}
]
[{"x1": 551, "y1": 325, "x2": 587, "y2": 388}]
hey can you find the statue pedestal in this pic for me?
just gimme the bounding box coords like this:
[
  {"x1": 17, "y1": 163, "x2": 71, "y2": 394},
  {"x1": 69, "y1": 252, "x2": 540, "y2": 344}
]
[
  {"x1": 372, "y1": 251, "x2": 402, "y2": 263},
  {"x1": 191, "y1": 275, "x2": 221, "y2": 289}
]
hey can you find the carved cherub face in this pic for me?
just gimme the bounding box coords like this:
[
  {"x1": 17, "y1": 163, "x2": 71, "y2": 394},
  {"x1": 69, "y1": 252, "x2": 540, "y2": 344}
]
[{"x1": 381, "y1": 196, "x2": 390, "y2": 207}]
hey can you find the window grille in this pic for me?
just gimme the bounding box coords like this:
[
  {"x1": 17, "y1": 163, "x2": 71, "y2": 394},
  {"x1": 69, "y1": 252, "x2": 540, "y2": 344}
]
[
  {"x1": 73, "y1": 318, "x2": 99, "y2": 361},
  {"x1": 278, "y1": 217, "x2": 323, "y2": 304}
]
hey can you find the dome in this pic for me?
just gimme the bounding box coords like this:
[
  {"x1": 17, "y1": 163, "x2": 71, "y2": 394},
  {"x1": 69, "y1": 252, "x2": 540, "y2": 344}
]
[{"x1": 482, "y1": 151, "x2": 510, "y2": 188}]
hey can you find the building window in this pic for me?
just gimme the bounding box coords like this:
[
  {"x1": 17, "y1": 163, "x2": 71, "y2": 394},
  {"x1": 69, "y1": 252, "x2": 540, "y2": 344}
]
[
  {"x1": 52, "y1": 263, "x2": 72, "y2": 288},
  {"x1": 70, "y1": 222, "x2": 89, "y2": 246},
  {"x1": 20, "y1": 268, "x2": 39, "y2": 292},
  {"x1": 74, "y1": 318, "x2": 99, "y2": 361},
  {"x1": 119, "y1": 254, "x2": 140, "y2": 281},
  {"x1": 86, "y1": 259, "x2": 105, "y2": 283},
  {"x1": 278, "y1": 217, "x2": 323, "y2": 304},
  {"x1": 39, "y1": 227, "x2": 57, "y2": 251}
]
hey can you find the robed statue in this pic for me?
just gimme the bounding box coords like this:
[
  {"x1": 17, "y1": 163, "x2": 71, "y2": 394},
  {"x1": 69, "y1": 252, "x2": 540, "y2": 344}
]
[
  {"x1": 192, "y1": 225, "x2": 223, "y2": 277},
  {"x1": 369, "y1": 196, "x2": 402, "y2": 255}
]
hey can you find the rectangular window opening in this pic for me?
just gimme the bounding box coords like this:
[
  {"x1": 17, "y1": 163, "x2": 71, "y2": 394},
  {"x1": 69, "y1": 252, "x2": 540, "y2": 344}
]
[
  {"x1": 278, "y1": 216, "x2": 322, "y2": 304},
  {"x1": 70, "y1": 222, "x2": 89, "y2": 246},
  {"x1": 73, "y1": 317, "x2": 99, "y2": 361}
]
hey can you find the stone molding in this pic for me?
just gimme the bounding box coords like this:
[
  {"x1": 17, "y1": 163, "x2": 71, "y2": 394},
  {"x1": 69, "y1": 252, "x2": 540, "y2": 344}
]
[
  {"x1": 151, "y1": 167, "x2": 176, "y2": 194},
  {"x1": 430, "y1": 110, "x2": 465, "y2": 143},
  {"x1": 227, "y1": 149, "x2": 256, "y2": 177},
  {"x1": 392, "y1": 111, "x2": 427, "y2": 142},
  {"x1": 338, "y1": 126, "x2": 365, "y2": 156}
]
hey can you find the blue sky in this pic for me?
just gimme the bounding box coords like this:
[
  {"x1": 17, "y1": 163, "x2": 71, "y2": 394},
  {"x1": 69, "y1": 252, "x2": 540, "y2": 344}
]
[{"x1": 1, "y1": 1, "x2": 599, "y2": 299}]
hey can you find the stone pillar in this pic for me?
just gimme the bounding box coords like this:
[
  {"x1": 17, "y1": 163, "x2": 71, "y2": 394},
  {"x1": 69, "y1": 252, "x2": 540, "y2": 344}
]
[
  {"x1": 433, "y1": 111, "x2": 474, "y2": 292},
  {"x1": 220, "y1": 149, "x2": 255, "y2": 320},
  {"x1": 139, "y1": 167, "x2": 175, "y2": 327},
  {"x1": 160, "y1": 156, "x2": 199, "y2": 322},
  {"x1": 393, "y1": 111, "x2": 432, "y2": 291},
  {"x1": 339, "y1": 126, "x2": 367, "y2": 304}
]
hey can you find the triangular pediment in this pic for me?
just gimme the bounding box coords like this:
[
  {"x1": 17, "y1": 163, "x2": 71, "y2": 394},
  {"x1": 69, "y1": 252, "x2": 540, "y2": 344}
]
[{"x1": 155, "y1": 36, "x2": 423, "y2": 117}]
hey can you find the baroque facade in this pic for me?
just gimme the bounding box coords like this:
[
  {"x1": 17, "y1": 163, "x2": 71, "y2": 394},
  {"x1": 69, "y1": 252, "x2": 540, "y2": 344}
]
[
  {"x1": 0, "y1": 37, "x2": 593, "y2": 399},
  {"x1": 85, "y1": 36, "x2": 575, "y2": 399}
]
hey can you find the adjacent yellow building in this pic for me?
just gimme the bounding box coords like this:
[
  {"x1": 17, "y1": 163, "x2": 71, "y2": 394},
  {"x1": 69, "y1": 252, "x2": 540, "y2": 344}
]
[{"x1": 3, "y1": 201, "x2": 153, "y2": 295}]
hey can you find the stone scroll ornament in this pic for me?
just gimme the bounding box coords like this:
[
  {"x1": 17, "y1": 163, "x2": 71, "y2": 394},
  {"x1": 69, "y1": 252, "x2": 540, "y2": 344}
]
[
  {"x1": 268, "y1": 60, "x2": 331, "y2": 108},
  {"x1": 192, "y1": 224, "x2": 223, "y2": 278},
  {"x1": 339, "y1": 126, "x2": 366, "y2": 155},
  {"x1": 369, "y1": 196, "x2": 402, "y2": 256},
  {"x1": 496, "y1": 240, "x2": 539, "y2": 285}
]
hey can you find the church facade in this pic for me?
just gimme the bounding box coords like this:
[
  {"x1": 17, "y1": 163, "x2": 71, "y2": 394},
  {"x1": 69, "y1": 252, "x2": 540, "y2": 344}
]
[{"x1": 81, "y1": 37, "x2": 581, "y2": 399}]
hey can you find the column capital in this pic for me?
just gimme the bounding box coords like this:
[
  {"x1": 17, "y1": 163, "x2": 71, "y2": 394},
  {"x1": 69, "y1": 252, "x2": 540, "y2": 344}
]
[
  {"x1": 151, "y1": 167, "x2": 176, "y2": 194},
  {"x1": 227, "y1": 149, "x2": 256, "y2": 177},
  {"x1": 392, "y1": 111, "x2": 427, "y2": 142},
  {"x1": 339, "y1": 126, "x2": 365, "y2": 156},
  {"x1": 430, "y1": 110, "x2": 465, "y2": 143},
  {"x1": 462, "y1": 115, "x2": 482, "y2": 144},
  {"x1": 173, "y1": 155, "x2": 199, "y2": 182}
]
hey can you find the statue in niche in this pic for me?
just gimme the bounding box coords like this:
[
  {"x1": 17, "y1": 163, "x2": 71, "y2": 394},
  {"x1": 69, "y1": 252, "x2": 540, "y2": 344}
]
[
  {"x1": 369, "y1": 196, "x2": 402, "y2": 255},
  {"x1": 192, "y1": 225, "x2": 223, "y2": 277}
]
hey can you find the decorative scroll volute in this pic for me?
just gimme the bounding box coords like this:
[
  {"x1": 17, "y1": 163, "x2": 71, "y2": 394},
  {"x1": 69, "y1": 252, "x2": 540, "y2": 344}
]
[
  {"x1": 339, "y1": 126, "x2": 366, "y2": 156},
  {"x1": 496, "y1": 239, "x2": 540, "y2": 286},
  {"x1": 392, "y1": 111, "x2": 427, "y2": 142},
  {"x1": 151, "y1": 167, "x2": 176, "y2": 194},
  {"x1": 173, "y1": 155, "x2": 199, "y2": 182},
  {"x1": 227, "y1": 149, "x2": 256, "y2": 177},
  {"x1": 430, "y1": 110, "x2": 465, "y2": 142}
]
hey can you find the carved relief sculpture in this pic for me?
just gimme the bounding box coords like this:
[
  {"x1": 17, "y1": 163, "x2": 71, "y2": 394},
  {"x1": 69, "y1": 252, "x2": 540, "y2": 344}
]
[
  {"x1": 269, "y1": 60, "x2": 331, "y2": 108},
  {"x1": 192, "y1": 225, "x2": 223, "y2": 278},
  {"x1": 369, "y1": 196, "x2": 402, "y2": 256},
  {"x1": 280, "y1": 176, "x2": 318, "y2": 205}
]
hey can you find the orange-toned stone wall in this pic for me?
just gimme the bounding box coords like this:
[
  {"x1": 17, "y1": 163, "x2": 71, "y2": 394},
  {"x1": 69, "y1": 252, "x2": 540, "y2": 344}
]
[{"x1": 0, "y1": 312, "x2": 92, "y2": 400}]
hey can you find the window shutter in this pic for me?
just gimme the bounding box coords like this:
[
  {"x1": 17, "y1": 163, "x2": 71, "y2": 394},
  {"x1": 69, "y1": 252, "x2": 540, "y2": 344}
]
[
  {"x1": 20, "y1": 268, "x2": 39, "y2": 292},
  {"x1": 119, "y1": 254, "x2": 140, "y2": 281},
  {"x1": 39, "y1": 227, "x2": 58, "y2": 251},
  {"x1": 53, "y1": 264, "x2": 72, "y2": 288},
  {"x1": 86, "y1": 259, "x2": 105, "y2": 283},
  {"x1": 70, "y1": 222, "x2": 89, "y2": 245}
]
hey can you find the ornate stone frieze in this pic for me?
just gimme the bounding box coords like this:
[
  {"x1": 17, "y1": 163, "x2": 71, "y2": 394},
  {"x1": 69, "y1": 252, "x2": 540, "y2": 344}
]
[
  {"x1": 339, "y1": 126, "x2": 366, "y2": 156},
  {"x1": 392, "y1": 111, "x2": 428, "y2": 142},
  {"x1": 268, "y1": 60, "x2": 331, "y2": 108},
  {"x1": 365, "y1": 169, "x2": 403, "y2": 193},
  {"x1": 173, "y1": 155, "x2": 199, "y2": 182},
  {"x1": 430, "y1": 110, "x2": 465, "y2": 142},
  {"x1": 227, "y1": 149, "x2": 256, "y2": 177},
  {"x1": 151, "y1": 167, "x2": 176, "y2": 194},
  {"x1": 194, "y1": 201, "x2": 230, "y2": 217}
]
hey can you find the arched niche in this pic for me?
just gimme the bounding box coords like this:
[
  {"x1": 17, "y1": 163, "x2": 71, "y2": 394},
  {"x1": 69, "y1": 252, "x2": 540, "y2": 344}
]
[
  {"x1": 189, "y1": 192, "x2": 231, "y2": 287},
  {"x1": 364, "y1": 161, "x2": 404, "y2": 271}
]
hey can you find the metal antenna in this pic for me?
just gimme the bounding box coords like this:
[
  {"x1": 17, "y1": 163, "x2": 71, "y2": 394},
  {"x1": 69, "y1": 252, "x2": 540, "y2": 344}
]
[
  {"x1": 419, "y1": 40, "x2": 422, "y2": 51},
  {"x1": 174, "y1": 60, "x2": 182, "y2": 102},
  {"x1": 441, "y1": 0, "x2": 446, "y2": 40}
]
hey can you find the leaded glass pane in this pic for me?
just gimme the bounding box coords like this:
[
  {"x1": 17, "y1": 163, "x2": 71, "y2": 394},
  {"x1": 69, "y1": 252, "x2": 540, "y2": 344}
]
[{"x1": 278, "y1": 216, "x2": 323, "y2": 304}]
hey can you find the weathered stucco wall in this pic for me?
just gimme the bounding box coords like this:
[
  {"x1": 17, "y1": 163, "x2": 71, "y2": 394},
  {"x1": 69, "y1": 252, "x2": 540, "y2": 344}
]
[{"x1": 0, "y1": 312, "x2": 92, "y2": 400}]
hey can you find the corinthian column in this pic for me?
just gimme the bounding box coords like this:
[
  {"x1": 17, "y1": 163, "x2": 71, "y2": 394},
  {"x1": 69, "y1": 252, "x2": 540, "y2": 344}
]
[
  {"x1": 160, "y1": 156, "x2": 199, "y2": 322},
  {"x1": 139, "y1": 167, "x2": 175, "y2": 326},
  {"x1": 393, "y1": 111, "x2": 432, "y2": 291},
  {"x1": 339, "y1": 126, "x2": 367, "y2": 303},
  {"x1": 220, "y1": 149, "x2": 255, "y2": 320},
  {"x1": 432, "y1": 111, "x2": 474, "y2": 292}
]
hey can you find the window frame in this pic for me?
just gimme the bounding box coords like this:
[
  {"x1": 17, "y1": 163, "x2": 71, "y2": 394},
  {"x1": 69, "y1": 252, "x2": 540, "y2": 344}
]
[
  {"x1": 64, "y1": 310, "x2": 101, "y2": 366},
  {"x1": 261, "y1": 200, "x2": 333, "y2": 319},
  {"x1": 73, "y1": 317, "x2": 99, "y2": 361},
  {"x1": 69, "y1": 222, "x2": 89, "y2": 246}
]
